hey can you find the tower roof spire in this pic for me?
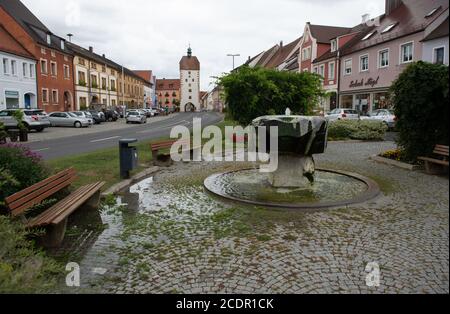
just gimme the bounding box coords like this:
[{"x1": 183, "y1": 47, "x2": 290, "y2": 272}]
[{"x1": 187, "y1": 44, "x2": 192, "y2": 57}]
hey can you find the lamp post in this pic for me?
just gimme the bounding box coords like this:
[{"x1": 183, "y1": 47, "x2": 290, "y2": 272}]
[{"x1": 227, "y1": 54, "x2": 240, "y2": 70}]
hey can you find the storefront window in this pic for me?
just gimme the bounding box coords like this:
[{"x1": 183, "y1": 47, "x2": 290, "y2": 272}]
[
  {"x1": 341, "y1": 95, "x2": 353, "y2": 109},
  {"x1": 5, "y1": 91, "x2": 19, "y2": 109},
  {"x1": 355, "y1": 94, "x2": 370, "y2": 114},
  {"x1": 373, "y1": 92, "x2": 392, "y2": 110}
]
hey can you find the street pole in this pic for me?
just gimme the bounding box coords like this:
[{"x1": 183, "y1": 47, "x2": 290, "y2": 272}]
[{"x1": 227, "y1": 54, "x2": 240, "y2": 70}]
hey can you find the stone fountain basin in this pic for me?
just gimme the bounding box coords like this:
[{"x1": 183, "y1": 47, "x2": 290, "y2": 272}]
[{"x1": 204, "y1": 168, "x2": 380, "y2": 210}]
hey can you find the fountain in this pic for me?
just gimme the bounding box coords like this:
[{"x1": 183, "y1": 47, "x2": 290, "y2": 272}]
[{"x1": 204, "y1": 113, "x2": 380, "y2": 209}]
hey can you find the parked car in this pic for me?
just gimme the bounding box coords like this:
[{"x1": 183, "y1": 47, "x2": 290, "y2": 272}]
[
  {"x1": 103, "y1": 110, "x2": 119, "y2": 122},
  {"x1": 141, "y1": 109, "x2": 153, "y2": 118},
  {"x1": 88, "y1": 110, "x2": 105, "y2": 124},
  {"x1": 48, "y1": 112, "x2": 91, "y2": 128},
  {"x1": 0, "y1": 109, "x2": 51, "y2": 132},
  {"x1": 71, "y1": 111, "x2": 94, "y2": 125},
  {"x1": 126, "y1": 111, "x2": 147, "y2": 124},
  {"x1": 325, "y1": 108, "x2": 360, "y2": 122},
  {"x1": 361, "y1": 109, "x2": 397, "y2": 130}
]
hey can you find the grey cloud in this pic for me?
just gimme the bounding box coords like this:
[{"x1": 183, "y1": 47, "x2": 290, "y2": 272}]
[{"x1": 22, "y1": 0, "x2": 384, "y2": 90}]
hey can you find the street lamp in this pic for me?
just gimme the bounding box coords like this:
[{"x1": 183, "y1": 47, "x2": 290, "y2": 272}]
[{"x1": 227, "y1": 54, "x2": 240, "y2": 70}]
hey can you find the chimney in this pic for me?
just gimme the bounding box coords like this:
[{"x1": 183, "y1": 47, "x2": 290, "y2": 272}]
[
  {"x1": 280, "y1": 41, "x2": 283, "y2": 48},
  {"x1": 102, "y1": 54, "x2": 105, "y2": 58},
  {"x1": 385, "y1": 0, "x2": 402, "y2": 15},
  {"x1": 89, "y1": 46, "x2": 93, "y2": 53},
  {"x1": 361, "y1": 13, "x2": 371, "y2": 25}
]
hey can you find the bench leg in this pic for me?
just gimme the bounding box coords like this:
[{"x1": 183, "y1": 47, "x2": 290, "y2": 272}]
[
  {"x1": 42, "y1": 218, "x2": 68, "y2": 248},
  {"x1": 152, "y1": 150, "x2": 159, "y2": 165},
  {"x1": 424, "y1": 161, "x2": 446, "y2": 175},
  {"x1": 85, "y1": 190, "x2": 101, "y2": 210}
]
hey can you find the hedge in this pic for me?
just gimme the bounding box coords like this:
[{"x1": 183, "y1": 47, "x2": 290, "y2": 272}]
[{"x1": 327, "y1": 120, "x2": 388, "y2": 141}]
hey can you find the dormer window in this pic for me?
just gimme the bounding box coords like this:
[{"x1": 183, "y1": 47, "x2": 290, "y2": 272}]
[
  {"x1": 60, "y1": 40, "x2": 65, "y2": 50},
  {"x1": 381, "y1": 23, "x2": 397, "y2": 34},
  {"x1": 331, "y1": 40, "x2": 337, "y2": 52},
  {"x1": 46, "y1": 34, "x2": 51, "y2": 45},
  {"x1": 426, "y1": 7, "x2": 441, "y2": 18},
  {"x1": 362, "y1": 31, "x2": 376, "y2": 41}
]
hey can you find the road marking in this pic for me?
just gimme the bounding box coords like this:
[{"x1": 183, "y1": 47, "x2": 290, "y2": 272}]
[
  {"x1": 33, "y1": 148, "x2": 50, "y2": 152},
  {"x1": 90, "y1": 136, "x2": 120, "y2": 143},
  {"x1": 136, "y1": 120, "x2": 190, "y2": 134}
]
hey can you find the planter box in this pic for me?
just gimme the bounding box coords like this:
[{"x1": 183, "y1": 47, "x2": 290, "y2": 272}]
[{"x1": 370, "y1": 155, "x2": 423, "y2": 171}]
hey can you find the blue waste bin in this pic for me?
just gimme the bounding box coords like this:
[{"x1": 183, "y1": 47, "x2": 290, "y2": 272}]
[{"x1": 119, "y1": 139, "x2": 138, "y2": 179}]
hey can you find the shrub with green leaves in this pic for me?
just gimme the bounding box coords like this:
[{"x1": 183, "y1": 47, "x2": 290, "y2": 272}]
[
  {"x1": 328, "y1": 120, "x2": 388, "y2": 141},
  {"x1": 0, "y1": 144, "x2": 49, "y2": 207},
  {"x1": 219, "y1": 66, "x2": 324, "y2": 125},
  {"x1": 0, "y1": 122, "x2": 7, "y2": 143},
  {"x1": 0, "y1": 216, "x2": 61, "y2": 293},
  {"x1": 390, "y1": 61, "x2": 449, "y2": 162}
]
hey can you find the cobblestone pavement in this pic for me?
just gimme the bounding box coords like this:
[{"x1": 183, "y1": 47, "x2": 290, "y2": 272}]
[{"x1": 56, "y1": 141, "x2": 449, "y2": 294}]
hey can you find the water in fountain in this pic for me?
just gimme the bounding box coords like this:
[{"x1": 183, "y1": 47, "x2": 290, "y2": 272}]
[{"x1": 204, "y1": 113, "x2": 380, "y2": 209}]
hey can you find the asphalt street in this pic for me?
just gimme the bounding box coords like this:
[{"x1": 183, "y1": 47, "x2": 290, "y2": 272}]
[{"x1": 23, "y1": 112, "x2": 223, "y2": 160}]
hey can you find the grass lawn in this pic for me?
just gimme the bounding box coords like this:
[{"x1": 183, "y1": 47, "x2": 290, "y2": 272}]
[
  {"x1": 48, "y1": 138, "x2": 164, "y2": 190},
  {"x1": 47, "y1": 117, "x2": 233, "y2": 190}
]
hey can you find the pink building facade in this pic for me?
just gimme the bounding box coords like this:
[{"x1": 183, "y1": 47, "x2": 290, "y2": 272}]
[
  {"x1": 337, "y1": 0, "x2": 448, "y2": 114},
  {"x1": 339, "y1": 32, "x2": 423, "y2": 113}
]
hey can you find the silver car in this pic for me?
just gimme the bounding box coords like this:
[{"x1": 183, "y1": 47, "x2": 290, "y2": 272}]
[
  {"x1": 71, "y1": 111, "x2": 94, "y2": 125},
  {"x1": 361, "y1": 109, "x2": 397, "y2": 129},
  {"x1": 48, "y1": 112, "x2": 91, "y2": 128},
  {"x1": 0, "y1": 109, "x2": 51, "y2": 132},
  {"x1": 126, "y1": 111, "x2": 147, "y2": 124}
]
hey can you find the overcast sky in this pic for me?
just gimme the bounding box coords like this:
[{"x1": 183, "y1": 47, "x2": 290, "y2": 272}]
[{"x1": 22, "y1": 0, "x2": 385, "y2": 90}]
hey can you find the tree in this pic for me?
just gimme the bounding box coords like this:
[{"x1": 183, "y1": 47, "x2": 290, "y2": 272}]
[
  {"x1": 390, "y1": 61, "x2": 449, "y2": 162},
  {"x1": 219, "y1": 66, "x2": 324, "y2": 125}
]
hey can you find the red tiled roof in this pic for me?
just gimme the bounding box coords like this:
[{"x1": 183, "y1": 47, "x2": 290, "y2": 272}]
[
  {"x1": 342, "y1": 0, "x2": 449, "y2": 55},
  {"x1": 180, "y1": 56, "x2": 200, "y2": 70},
  {"x1": 133, "y1": 70, "x2": 152, "y2": 82},
  {"x1": 0, "y1": 24, "x2": 34, "y2": 59},
  {"x1": 309, "y1": 24, "x2": 353, "y2": 44},
  {"x1": 265, "y1": 37, "x2": 302, "y2": 69},
  {"x1": 255, "y1": 45, "x2": 279, "y2": 67},
  {"x1": 156, "y1": 79, "x2": 180, "y2": 91}
]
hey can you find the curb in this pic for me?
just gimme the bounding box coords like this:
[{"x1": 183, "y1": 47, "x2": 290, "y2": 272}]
[
  {"x1": 101, "y1": 166, "x2": 159, "y2": 198},
  {"x1": 370, "y1": 155, "x2": 423, "y2": 171}
]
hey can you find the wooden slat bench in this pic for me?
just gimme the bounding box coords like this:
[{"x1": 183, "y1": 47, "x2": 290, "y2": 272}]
[
  {"x1": 151, "y1": 139, "x2": 201, "y2": 166},
  {"x1": 5, "y1": 168, "x2": 105, "y2": 248},
  {"x1": 418, "y1": 145, "x2": 449, "y2": 175}
]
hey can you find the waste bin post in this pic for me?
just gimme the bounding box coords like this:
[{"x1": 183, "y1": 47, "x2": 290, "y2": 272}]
[{"x1": 119, "y1": 139, "x2": 138, "y2": 179}]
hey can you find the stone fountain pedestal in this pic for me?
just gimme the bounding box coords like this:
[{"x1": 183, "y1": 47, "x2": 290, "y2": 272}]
[
  {"x1": 252, "y1": 115, "x2": 329, "y2": 188},
  {"x1": 269, "y1": 155, "x2": 315, "y2": 188}
]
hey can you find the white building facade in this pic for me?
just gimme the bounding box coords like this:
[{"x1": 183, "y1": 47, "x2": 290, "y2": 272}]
[
  {"x1": 0, "y1": 51, "x2": 37, "y2": 110},
  {"x1": 180, "y1": 47, "x2": 200, "y2": 112},
  {"x1": 422, "y1": 8, "x2": 449, "y2": 66}
]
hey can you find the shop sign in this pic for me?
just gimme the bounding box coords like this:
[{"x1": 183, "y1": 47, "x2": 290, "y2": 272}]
[{"x1": 349, "y1": 76, "x2": 380, "y2": 88}]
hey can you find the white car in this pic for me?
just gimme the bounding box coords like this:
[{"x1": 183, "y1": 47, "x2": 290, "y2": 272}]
[
  {"x1": 126, "y1": 111, "x2": 147, "y2": 124},
  {"x1": 325, "y1": 109, "x2": 360, "y2": 122},
  {"x1": 361, "y1": 109, "x2": 397, "y2": 129}
]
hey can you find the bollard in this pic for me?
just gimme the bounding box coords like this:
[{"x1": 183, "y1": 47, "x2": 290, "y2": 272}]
[{"x1": 119, "y1": 139, "x2": 138, "y2": 179}]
